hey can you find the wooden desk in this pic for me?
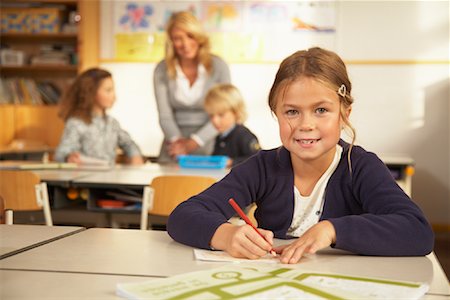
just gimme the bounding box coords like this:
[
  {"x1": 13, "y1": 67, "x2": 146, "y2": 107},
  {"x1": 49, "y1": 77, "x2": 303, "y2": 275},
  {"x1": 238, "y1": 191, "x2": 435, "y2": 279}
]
[
  {"x1": 0, "y1": 224, "x2": 85, "y2": 259},
  {"x1": 0, "y1": 228, "x2": 448, "y2": 296}
]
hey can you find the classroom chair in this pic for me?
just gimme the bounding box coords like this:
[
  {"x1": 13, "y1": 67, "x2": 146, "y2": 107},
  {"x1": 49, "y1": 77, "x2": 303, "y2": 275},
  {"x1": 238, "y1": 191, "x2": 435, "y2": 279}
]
[
  {"x1": 0, "y1": 195, "x2": 13, "y2": 224},
  {"x1": 0, "y1": 170, "x2": 53, "y2": 226},
  {"x1": 140, "y1": 175, "x2": 217, "y2": 230}
]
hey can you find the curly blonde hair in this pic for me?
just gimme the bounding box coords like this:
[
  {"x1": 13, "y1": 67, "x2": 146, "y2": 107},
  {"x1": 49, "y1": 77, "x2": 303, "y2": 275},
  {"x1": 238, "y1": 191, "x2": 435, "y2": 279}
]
[
  {"x1": 164, "y1": 11, "x2": 212, "y2": 79},
  {"x1": 58, "y1": 68, "x2": 112, "y2": 124}
]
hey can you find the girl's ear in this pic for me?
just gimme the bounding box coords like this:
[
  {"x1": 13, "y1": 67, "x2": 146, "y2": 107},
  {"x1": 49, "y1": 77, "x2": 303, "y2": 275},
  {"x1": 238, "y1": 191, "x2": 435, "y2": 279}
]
[{"x1": 345, "y1": 106, "x2": 352, "y2": 118}]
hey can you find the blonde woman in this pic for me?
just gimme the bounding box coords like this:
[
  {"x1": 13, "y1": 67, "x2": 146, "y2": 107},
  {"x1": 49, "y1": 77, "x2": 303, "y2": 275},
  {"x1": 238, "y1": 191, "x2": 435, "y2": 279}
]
[
  {"x1": 153, "y1": 11, "x2": 231, "y2": 162},
  {"x1": 204, "y1": 84, "x2": 260, "y2": 167}
]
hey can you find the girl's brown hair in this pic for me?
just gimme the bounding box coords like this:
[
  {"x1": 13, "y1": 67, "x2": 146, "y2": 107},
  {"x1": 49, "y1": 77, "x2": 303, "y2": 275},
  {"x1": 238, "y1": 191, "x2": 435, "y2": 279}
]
[
  {"x1": 268, "y1": 47, "x2": 356, "y2": 168},
  {"x1": 204, "y1": 84, "x2": 248, "y2": 124},
  {"x1": 58, "y1": 68, "x2": 112, "y2": 124},
  {"x1": 165, "y1": 11, "x2": 212, "y2": 79}
]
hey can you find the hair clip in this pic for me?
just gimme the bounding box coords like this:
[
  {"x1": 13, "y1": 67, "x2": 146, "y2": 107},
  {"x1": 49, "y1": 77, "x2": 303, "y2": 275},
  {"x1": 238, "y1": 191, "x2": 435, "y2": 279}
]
[{"x1": 338, "y1": 84, "x2": 346, "y2": 98}]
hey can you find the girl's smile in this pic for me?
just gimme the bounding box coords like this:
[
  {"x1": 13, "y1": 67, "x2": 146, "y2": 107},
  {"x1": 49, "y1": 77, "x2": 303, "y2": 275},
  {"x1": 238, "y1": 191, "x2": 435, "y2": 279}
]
[{"x1": 276, "y1": 77, "x2": 348, "y2": 165}]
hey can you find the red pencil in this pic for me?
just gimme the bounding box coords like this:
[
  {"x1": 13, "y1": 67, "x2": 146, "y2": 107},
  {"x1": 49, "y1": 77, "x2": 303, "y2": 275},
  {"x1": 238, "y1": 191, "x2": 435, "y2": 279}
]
[{"x1": 228, "y1": 198, "x2": 276, "y2": 256}]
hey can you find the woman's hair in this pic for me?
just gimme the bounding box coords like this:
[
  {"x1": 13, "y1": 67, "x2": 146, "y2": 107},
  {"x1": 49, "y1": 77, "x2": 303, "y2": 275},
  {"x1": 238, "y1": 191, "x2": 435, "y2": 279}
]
[
  {"x1": 59, "y1": 68, "x2": 112, "y2": 124},
  {"x1": 268, "y1": 47, "x2": 356, "y2": 168},
  {"x1": 204, "y1": 84, "x2": 248, "y2": 124},
  {"x1": 165, "y1": 11, "x2": 212, "y2": 79}
]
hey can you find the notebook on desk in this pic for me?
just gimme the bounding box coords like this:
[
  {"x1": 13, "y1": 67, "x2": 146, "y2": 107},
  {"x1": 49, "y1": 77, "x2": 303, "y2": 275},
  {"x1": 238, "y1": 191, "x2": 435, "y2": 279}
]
[
  {"x1": 0, "y1": 161, "x2": 77, "y2": 170},
  {"x1": 116, "y1": 264, "x2": 429, "y2": 300}
]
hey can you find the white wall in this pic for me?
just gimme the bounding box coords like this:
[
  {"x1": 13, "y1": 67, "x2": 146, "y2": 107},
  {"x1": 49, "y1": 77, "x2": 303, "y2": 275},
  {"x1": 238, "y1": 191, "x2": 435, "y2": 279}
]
[{"x1": 102, "y1": 1, "x2": 449, "y2": 225}]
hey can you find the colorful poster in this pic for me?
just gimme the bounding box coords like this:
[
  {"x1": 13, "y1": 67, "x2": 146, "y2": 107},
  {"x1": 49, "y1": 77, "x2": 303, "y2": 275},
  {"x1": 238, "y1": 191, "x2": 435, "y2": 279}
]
[{"x1": 110, "y1": 1, "x2": 337, "y2": 63}]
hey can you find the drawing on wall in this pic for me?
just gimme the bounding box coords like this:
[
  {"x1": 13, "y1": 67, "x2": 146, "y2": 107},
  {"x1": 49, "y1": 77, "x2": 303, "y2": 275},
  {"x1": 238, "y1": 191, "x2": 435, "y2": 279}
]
[
  {"x1": 118, "y1": 3, "x2": 153, "y2": 31},
  {"x1": 110, "y1": 1, "x2": 337, "y2": 63}
]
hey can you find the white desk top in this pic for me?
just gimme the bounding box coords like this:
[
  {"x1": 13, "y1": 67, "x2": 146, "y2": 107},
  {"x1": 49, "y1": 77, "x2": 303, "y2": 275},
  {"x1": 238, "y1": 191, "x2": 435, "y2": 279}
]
[
  {"x1": 33, "y1": 169, "x2": 96, "y2": 183},
  {"x1": 0, "y1": 269, "x2": 446, "y2": 300},
  {"x1": 72, "y1": 163, "x2": 228, "y2": 187},
  {"x1": 0, "y1": 228, "x2": 448, "y2": 296},
  {"x1": 0, "y1": 224, "x2": 85, "y2": 259},
  {"x1": 0, "y1": 269, "x2": 153, "y2": 300}
]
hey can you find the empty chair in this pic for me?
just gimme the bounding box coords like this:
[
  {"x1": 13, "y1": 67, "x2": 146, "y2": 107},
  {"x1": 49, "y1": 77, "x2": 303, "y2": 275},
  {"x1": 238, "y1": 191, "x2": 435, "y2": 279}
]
[
  {"x1": 0, "y1": 170, "x2": 52, "y2": 226},
  {"x1": 0, "y1": 195, "x2": 13, "y2": 225},
  {"x1": 140, "y1": 175, "x2": 216, "y2": 230}
]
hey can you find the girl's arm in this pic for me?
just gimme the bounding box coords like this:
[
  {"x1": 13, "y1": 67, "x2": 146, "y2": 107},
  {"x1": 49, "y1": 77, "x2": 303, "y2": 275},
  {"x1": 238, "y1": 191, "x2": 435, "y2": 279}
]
[
  {"x1": 329, "y1": 152, "x2": 434, "y2": 256},
  {"x1": 54, "y1": 119, "x2": 83, "y2": 162},
  {"x1": 115, "y1": 121, "x2": 143, "y2": 165},
  {"x1": 167, "y1": 154, "x2": 267, "y2": 252}
]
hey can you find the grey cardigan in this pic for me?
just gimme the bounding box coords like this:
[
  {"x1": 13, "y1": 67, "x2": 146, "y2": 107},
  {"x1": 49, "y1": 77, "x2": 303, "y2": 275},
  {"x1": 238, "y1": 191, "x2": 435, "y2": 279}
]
[{"x1": 153, "y1": 55, "x2": 231, "y2": 143}]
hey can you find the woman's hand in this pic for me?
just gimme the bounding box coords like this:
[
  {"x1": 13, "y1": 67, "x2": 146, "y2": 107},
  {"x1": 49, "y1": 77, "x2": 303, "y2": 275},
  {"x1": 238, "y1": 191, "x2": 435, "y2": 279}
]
[
  {"x1": 210, "y1": 223, "x2": 274, "y2": 259},
  {"x1": 128, "y1": 155, "x2": 144, "y2": 165},
  {"x1": 273, "y1": 220, "x2": 336, "y2": 264},
  {"x1": 168, "y1": 138, "x2": 199, "y2": 157},
  {"x1": 66, "y1": 152, "x2": 81, "y2": 164}
]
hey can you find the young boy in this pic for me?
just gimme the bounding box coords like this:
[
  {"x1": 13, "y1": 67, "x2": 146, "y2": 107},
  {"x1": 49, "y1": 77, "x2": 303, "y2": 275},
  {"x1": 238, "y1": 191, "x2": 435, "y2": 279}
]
[{"x1": 204, "y1": 84, "x2": 261, "y2": 167}]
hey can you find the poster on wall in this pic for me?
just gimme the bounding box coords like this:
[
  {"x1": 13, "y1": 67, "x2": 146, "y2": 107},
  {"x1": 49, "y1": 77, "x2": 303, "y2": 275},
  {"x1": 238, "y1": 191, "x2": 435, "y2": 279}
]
[{"x1": 109, "y1": 1, "x2": 336, "y2": 63}]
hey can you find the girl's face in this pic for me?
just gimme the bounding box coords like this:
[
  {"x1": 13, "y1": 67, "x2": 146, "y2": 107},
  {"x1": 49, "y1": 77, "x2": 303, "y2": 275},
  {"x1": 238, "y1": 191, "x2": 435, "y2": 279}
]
[
  {"x1": 170, "y1": 27, "x2": 200, "y2": 61},
  {"x1": 209, "y1": 109, "x2": 237, "y2": 134},
  {"x1": 275, "y1": 77, "x2": 349, "y2": 165},
  {"x1": 93, "y1": 77, "x2": 115, "y2": 113}
]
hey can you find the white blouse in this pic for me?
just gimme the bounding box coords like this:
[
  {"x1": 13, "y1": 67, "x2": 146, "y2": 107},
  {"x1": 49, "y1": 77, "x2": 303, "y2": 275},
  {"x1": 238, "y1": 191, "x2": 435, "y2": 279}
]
[
  {"x1": 287, "y1": 145, "x2": 343, "y2": 237},
  {"x1": 174, "y1": 63, "x2": 207, "y2": 106}
]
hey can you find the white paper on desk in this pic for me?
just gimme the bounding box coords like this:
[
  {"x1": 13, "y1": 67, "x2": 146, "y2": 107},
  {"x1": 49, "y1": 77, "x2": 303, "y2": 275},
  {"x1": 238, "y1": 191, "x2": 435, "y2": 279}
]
[
  {"x1": 194, "y1": 249, "x2": 279, "y2": 263},
  {"x1": 78, "y1": 154, "x2": 110, "y2": 166},
  {"x1": 276, "y1": 269, "x2": 429, "y2": 300},
  {"x1": 116, "y1": 264, "x2": 429, "y2": 300}
]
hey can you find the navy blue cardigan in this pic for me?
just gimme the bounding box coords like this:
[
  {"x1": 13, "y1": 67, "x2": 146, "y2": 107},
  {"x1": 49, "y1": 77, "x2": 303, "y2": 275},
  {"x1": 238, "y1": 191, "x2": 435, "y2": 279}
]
[{"x1": 167, "y1": 140, "x2": 434, "y2": 256}]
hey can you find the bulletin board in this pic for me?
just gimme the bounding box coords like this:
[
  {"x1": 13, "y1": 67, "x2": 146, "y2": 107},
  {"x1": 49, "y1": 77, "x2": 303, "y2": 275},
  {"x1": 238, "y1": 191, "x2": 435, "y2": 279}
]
[{"x1": 100, "y1": 1, "x2": 337, "y2": 63}]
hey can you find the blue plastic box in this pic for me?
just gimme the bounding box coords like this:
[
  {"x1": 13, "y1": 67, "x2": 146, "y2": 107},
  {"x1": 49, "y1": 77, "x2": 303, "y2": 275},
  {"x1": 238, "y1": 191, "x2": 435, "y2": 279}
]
[{"x1": 178, "y1": 155, "x2": 228, "y2": 169}]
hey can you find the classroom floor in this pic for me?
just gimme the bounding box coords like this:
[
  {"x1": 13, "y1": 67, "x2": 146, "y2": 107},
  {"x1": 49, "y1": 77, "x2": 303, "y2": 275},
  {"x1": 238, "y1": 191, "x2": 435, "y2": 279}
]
[{"x1": 434, "y1": 231, "x2": 450, "y2": 282}]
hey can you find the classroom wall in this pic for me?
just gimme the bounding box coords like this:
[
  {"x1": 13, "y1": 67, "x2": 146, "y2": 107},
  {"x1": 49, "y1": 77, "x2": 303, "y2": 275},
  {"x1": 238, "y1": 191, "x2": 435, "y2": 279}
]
[{"x1": 101, "y1": 1, "x2": 449, "y2": 225}]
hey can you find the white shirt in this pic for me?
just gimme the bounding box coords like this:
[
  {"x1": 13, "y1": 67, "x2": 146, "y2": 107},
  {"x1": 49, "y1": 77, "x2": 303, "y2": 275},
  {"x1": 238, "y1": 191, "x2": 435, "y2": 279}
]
[
  {"x1": 174, "y1": 63, "x2": 207, "y2": 106},
  {"x1": 287, "y1": 145, "x2": 343, "y2": 237}
]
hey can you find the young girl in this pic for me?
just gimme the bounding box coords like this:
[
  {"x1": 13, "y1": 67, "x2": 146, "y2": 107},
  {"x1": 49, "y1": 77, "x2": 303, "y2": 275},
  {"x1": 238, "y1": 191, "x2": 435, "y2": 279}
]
[
  {"x1": 167, "y1": 47, "x2": 434, "y2": 264},
  {"x1": 204, "y1": 84, "x2": 261, "y2": 167},
  {"x1": 54, "y1": 68, "x2": 144, "y2": 165}
]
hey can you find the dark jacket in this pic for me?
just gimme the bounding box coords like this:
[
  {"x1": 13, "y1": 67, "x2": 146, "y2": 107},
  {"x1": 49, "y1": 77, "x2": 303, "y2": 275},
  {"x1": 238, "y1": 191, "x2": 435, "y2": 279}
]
[
  {"x1": 167, "y1": 140, "x2": 434, "y2": 256},
  {"x1": 212, "y1": 124, "x2": 260, "y2": 166}
]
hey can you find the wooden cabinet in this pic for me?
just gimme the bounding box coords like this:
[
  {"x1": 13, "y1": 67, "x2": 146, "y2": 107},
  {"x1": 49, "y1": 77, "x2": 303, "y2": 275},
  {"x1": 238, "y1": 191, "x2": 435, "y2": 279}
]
[
  {"x1": 0, "y1": 104, "x2": 64, "y2": 149},
  {"x1": 0, "y1": 0, "x2": 99, "y2": 149}
]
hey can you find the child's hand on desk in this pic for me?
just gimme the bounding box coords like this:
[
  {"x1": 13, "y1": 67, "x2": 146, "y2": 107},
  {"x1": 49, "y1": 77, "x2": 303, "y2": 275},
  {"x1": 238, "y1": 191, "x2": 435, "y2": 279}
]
[
  {"x1": 128, "y1": 155, "x2": 144, "y2": 165},
  {"x1": 66, "y1": 152, "x2": 81, "y2": 164},
  {"x1": 274, "y1": 220, "x2": 336, "y2": 264},
  {"x1": 168, "y1": 138, "x2": 199, "y2": 157},
  {"x1": 210, "y1": 223, "x2": 274, "y2": 259}
]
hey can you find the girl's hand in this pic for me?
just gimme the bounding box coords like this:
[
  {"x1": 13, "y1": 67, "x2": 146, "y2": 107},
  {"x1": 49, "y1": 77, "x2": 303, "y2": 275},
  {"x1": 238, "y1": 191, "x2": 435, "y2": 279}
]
[
  {"x1": 66, "y1": 152, "x2": 81, "y2": 164},
  {"x1": 274, "y1": 220, "x2": 336, "y2": 264},
  {"x1": 210, "y1": 223, "x2": 274, "y2": 259}
]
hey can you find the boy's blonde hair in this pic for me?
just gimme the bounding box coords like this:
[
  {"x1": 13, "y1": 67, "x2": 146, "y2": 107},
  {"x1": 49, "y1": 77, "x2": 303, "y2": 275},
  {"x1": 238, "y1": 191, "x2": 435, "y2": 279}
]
[
  {"x1": 204, "y1": 84, "x2": 248, "y2": 124},
  {"x1": 165, "y1": 11, "x2": 212, "y2": 79}
]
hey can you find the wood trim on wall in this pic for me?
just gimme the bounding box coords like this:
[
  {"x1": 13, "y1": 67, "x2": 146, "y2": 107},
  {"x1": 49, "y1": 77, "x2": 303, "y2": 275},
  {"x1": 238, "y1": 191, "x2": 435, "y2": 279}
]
[{"x1": 78, "y1": 0, "x2": 100, "y2": 71}]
